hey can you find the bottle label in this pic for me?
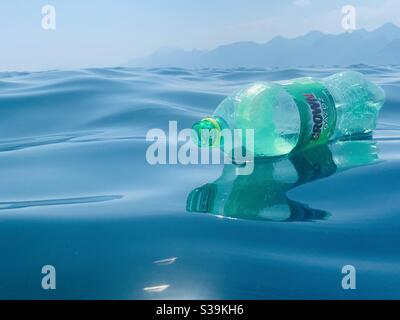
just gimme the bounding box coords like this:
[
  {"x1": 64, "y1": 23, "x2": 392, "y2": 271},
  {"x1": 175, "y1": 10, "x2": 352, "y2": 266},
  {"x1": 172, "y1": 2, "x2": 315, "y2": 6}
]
[{"x1": 280, "y1": 79, "x2": 337, "y2": 153}]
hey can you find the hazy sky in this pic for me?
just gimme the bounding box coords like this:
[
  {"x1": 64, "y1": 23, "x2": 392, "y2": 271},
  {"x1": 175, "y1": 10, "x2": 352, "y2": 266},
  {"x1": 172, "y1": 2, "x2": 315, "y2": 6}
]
[{"x1": 1, "y1": 0, "x2": 399, "y2": 71}]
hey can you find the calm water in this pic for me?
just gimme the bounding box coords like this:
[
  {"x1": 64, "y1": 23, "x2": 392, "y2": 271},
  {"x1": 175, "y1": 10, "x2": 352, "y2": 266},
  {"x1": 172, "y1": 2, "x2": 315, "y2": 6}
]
[{"x1": 0, "y1": 66, "x2": 399, "y2": 299}]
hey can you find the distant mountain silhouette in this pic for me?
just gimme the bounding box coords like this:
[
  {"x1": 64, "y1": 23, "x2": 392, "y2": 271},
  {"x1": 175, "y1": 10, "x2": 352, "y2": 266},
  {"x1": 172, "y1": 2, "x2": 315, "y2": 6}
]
[{"x1": 127, "y1": 23, "x2": 400, "y2": 68}]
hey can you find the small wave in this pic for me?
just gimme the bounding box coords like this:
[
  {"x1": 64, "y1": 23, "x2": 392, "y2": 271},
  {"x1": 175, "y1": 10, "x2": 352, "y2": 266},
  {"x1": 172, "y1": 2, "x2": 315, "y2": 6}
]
[{"x1": 0, "y1": 195, "x2": 123, "y2": 210}]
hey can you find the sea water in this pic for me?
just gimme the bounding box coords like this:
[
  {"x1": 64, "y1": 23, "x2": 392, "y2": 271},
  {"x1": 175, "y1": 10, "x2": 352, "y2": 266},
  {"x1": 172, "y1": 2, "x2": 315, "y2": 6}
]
[{"x1": 0, "y1": 66, "x2": 399, "y2": 299}]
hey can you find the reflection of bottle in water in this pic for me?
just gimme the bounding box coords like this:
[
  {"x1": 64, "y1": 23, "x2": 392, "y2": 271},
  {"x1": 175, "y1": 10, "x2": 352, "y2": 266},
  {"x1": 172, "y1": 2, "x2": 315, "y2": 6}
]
[
  {"x1": 186, "y1": 140, "x2": 380, "y2": 222},
  {"x1": 192, "y1": 72, "x2": 385, "y2": 157}
]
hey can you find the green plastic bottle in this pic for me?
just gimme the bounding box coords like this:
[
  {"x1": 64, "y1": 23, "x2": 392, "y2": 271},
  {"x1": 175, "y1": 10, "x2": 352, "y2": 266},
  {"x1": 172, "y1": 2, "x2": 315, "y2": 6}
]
[{"x1": 192, "y1": 71, "x2": 385, "y2": 157}]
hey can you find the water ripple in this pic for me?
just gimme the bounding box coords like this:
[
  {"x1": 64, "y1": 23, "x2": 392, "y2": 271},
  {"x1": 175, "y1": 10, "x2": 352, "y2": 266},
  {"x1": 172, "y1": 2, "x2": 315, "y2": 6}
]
[{"x1": 0, "y1": 195, "x2": 123, "y2": 210}]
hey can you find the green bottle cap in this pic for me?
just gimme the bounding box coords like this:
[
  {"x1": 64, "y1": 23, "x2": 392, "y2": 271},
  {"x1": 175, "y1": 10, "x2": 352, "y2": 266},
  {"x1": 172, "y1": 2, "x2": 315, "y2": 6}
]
[{"x1": 192, "y1": 117, "x2": 222, "y2": 147}]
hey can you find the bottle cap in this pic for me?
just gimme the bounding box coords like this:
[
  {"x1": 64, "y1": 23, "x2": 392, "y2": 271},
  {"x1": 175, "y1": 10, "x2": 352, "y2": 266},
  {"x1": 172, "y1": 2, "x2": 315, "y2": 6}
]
[{"x1": 192, "y1": 117, "x2": 221, "y2": 147}]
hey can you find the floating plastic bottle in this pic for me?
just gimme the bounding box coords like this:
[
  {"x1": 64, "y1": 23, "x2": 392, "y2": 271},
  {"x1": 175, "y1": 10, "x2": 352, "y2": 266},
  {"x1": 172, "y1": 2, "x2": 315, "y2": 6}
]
[{"x1": 192, "y1": 71, "x2": 385, "y2": 157}]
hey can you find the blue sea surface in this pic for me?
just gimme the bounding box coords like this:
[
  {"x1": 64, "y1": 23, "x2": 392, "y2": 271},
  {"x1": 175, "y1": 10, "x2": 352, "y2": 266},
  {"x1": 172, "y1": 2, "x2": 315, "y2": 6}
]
[{"x1": 0, "y1": 66, "x2": 399, "y2": 299}]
